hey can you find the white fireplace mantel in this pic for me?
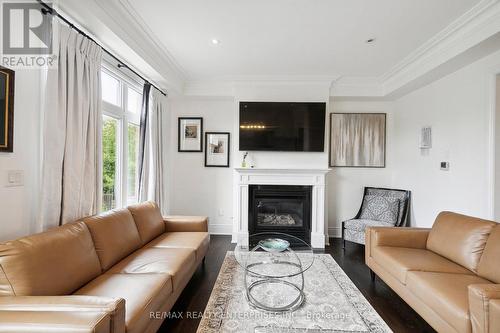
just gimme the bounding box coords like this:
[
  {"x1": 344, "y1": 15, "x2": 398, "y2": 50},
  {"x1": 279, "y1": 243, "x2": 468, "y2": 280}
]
[{"x1": 233, "y1": 168, "x2": 331, "y2": 248}]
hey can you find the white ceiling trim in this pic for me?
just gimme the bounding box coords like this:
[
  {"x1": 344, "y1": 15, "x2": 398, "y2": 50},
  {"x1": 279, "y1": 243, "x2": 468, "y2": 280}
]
[
  {"x1": 184, "y1": 0, "x2": 500, "y2": 99},
  {"x1": 67, "y1": 0, "x2": 500, "y2": 99},
  {"x1": 333, "y1": 0, "x2": 500, "y2": 99},
  {"x1": 381, "y1": 0, "x2": 498, "y2": 83},
  {"x1": 116, "y1": 0, "x2": 189, "y2": 81}
]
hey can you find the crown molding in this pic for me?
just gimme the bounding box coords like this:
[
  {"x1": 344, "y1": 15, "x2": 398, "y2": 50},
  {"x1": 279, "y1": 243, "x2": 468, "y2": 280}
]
[
  {"x1": 115, "y1": 0, "x2": 189, "y2": 81},
  {"x1": 184, "y1": 76, "x2": 339, "y2": 98},
  {"x1": 59, "y1": 0, "x2": 500, "y2": 99},
  {"x1": 58, "y1": 0, "x2": 187, "y2": 93},
  {"x1": 380, "y1": 0, "x2": 500, "y2": 98}
]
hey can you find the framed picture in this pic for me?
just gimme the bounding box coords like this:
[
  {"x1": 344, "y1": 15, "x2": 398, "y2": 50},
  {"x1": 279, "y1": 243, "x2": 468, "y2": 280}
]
[
  {"x1": 0, "y1": 66, "x2": 15, "y2": 153},
  {"x1": 178, "y1": 117, "x2": 203, "y2": 152},
  {"x1": 329, "y1": 113, "x2": 386, "y2": 168},
  {"x1": 205, "y1": 132, "x2": 230, "y2": 167}
]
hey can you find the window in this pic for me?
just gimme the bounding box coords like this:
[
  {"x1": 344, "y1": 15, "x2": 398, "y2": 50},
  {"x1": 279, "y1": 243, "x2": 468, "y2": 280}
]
[{"x1": 100, "y1": 67, "x2": 142, "y2": 211}]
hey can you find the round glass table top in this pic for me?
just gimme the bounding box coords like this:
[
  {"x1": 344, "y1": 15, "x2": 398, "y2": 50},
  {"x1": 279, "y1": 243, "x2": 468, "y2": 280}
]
[{"x1": 234, "y1": 232, "x2": 314, "y2": 278}]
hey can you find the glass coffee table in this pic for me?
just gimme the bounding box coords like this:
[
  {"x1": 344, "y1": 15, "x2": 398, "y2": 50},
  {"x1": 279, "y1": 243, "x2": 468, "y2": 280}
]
[{"x1": 234, "y1": 232, "x2": 314, "y2": 312}]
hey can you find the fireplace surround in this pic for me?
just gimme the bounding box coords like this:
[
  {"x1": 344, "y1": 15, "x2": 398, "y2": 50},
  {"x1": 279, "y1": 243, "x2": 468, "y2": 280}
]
[
  {"x1": 249, "y1": 185, "x2": 312, "y2": 243},
  {"x1": 233, "y1": 168, "x2": 331, "y2": 248}
]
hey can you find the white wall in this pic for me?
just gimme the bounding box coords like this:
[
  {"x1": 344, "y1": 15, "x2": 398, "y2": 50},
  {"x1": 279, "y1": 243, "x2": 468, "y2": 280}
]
[
  {"x1": 169, "y1": 51, "x2": 500, "y2": 235},
  {"x1": 392, "y1": 50, "x2": 500, "y2": 227},
  {"x1": 327, "y1": 101, "x2": 395, "y2": 236},
  {"x1": 0, "y1": 69, "x2": 42, "y2": 241},
  {"x1": 232, "y1": 82, "x2": 331, "y2": 169},
  {"x1": 168, "y1": 97, "x2": 236, "y2": 234}
]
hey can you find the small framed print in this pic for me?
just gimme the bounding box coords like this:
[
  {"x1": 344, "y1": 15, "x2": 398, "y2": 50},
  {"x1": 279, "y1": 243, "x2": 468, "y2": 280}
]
[
  {"x1": 205, "y1": 132, "x2": 230, "y2": 167},
  {"x1": 178, "y1": 117, "x2": 203, "y2": 152}
]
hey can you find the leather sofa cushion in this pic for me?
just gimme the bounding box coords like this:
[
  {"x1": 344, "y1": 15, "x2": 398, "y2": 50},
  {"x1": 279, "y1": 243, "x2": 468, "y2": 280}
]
[
  {"x1": 128, "y1": 202, "x2": 165, "y2": 245},
  {"x1": 107, "y1": 247, "x2": 196, "y2": 291},
  {"x1": 407, "y1": 271, "x2": 491, "y2": 333},
  {"x1": 0, "y1": 310, "x2": 111, "y2": 333},
  {"x1": 75, "y1": 273, "x2": 172, "y2": 333},
  {"x1": 83, "y1": 209, "x2": 142, "y2": 271},
  {"x1": 427, "y1": 211, "x2": 496, "y2": 272},
  {"x1": 372, "y1": 246, "x2": 473, "y2": 285},
  {"x1": 477, "y1": 224, "x2": 500, "y2": 283},
  {"x1": 146, "y1": 232, "x2": 209, "y2": 261},
  {"x1": 0, "y1": 221, "x2": 101, "y2": 296}
]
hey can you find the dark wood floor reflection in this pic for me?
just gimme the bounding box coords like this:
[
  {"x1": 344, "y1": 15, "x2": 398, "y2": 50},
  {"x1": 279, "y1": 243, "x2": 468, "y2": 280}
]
[{"x1": 158, "y1": 236, "x2": 435, "y2": 333}]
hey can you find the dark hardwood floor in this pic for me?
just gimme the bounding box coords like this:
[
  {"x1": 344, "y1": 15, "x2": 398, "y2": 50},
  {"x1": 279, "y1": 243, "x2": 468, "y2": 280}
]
[{"x1": 158, "y1": 236, "x2": 435, "y2": 333}]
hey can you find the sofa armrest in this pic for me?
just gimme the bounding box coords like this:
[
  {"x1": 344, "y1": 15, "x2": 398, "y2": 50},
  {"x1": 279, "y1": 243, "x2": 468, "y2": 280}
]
[
  {"x1": 365, "y1": 227, "x2": 431, "y2": 261},
  {"x1": 469, "y1": 284, "x2": 500, "y2": 333},
  {"x1": 0, "y1": 296, "x2": 125, "y2": 333},
  {"x1": 163, "y1": 215, "x2": 208, "y2": 232},
  {"x1": 0, "y1": 310, "x2": 111, "y2": 333}
]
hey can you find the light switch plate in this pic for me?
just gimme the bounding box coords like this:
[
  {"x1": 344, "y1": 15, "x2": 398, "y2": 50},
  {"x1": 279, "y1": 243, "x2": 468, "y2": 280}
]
[{"x1": 6, "y1": 170, "x2": 24, "y2": 187}]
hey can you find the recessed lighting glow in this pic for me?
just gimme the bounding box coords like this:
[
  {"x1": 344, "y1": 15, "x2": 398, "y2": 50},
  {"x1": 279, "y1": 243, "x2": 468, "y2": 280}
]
[{"x1": 211, "y1": 39, "x2": 220, "y2": 45}]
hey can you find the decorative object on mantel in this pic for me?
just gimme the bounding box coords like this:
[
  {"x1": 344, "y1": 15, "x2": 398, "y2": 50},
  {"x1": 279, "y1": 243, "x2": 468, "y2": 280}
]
[
  {"x1": 329, "y1": 113, "x2": 386, "y2": 167},
  {"x1": 197, "y1": 252, "x2": 391, "y2": 333},
  {"x1": 241, "y1": 151, "x2": 254, "y2": 168},
  {"x1": 241, "y1": 151, "x2": 248, "y2": 167},
  {"x1": 0, "y1": 65, "x2": 15, "y2": 153},
  {"x1": 178, "y1": 117, "x2": 203, "y2": 152},
  {"x1": 205, "y1": 132, "x2": 230, "y2": 167}
]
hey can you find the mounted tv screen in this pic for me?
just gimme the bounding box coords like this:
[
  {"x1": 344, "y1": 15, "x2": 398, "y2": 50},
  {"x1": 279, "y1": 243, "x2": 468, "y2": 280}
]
[{"x1": 239, "y1": 102, "x2": 326, "y2": 152}]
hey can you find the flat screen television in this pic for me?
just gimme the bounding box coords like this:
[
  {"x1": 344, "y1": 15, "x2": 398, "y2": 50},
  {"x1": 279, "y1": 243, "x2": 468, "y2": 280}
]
[{"x1": 239, "y1": 102, "x2": 326, "y2": 152}]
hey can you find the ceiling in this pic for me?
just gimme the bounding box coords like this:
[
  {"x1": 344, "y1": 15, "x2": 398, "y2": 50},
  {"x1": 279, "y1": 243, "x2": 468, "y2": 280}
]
[{"x1": 126, "y1": 0, "x2": 482, "y2": 81}]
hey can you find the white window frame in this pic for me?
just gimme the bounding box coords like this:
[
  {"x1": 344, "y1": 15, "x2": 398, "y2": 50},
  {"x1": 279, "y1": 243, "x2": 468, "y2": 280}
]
[{"x1": 100, "y1": 63, "x2": 143, "y2": 211}]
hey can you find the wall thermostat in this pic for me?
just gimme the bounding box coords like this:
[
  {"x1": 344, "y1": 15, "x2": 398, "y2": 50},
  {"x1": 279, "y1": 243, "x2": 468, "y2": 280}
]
[{"x1": 440, "y1": 162, "x2": 450, "y2": 171}]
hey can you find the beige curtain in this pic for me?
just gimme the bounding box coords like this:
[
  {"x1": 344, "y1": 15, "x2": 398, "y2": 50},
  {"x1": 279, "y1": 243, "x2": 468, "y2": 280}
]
[
  {"x1": 39, "y1": 22, "x2": 102, "y2": 229},
  {"x1": 138, "y1": 89, "x2": 168, "y2": 215}
]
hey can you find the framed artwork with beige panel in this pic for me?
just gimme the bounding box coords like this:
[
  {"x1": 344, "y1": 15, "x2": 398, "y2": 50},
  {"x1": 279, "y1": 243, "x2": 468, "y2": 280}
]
[
  {"x1": 0, "y1": 66, "x2": 14, "y2": 153},
  {"x1": 329, "y1": 113, "x2": 386, "y2": 168}
]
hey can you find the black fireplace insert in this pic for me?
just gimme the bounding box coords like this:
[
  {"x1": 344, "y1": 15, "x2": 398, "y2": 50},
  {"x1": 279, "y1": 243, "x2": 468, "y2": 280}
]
[{"x1": 248, "y1": 185, "x2": 312, "y2": 244}]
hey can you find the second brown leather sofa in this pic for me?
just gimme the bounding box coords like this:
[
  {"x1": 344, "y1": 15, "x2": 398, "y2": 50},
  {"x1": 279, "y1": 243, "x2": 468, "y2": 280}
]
[
  {"x1": 366, "y1": 211, "x2": 500, "y2": 333},
  {"x1": 0, "y1": 201, "x2": 209, "y2": 333}
]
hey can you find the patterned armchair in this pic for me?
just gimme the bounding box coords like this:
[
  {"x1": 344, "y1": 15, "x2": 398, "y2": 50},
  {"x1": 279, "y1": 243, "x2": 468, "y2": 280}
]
[{"x1": 342, "y1": 187, "x2": 411, "y2": 247}]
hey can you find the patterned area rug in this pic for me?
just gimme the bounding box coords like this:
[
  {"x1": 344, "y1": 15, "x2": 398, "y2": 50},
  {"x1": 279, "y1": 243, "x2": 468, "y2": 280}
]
[{"x1": 197, "y1": 252, "x2": 392, "y2": 333}]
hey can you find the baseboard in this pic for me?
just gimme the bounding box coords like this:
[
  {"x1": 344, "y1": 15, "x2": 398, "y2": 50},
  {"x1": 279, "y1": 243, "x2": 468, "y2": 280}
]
[
  {"x1": 208, "y1": 224, "x2": 232, "y2": 235},
  {"x1": 328, "y1": 227, "x2": 341, "y2": 238}
]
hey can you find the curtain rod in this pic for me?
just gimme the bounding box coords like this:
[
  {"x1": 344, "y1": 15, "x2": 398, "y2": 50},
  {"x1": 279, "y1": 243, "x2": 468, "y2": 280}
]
[{"x1": 36, "y1": 0, "x2": 167, "y2": 97}]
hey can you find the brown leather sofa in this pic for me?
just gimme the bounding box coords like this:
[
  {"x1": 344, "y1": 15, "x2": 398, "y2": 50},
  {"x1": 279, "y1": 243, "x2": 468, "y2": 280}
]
[
  {"x1": 0, "y1": 201, "x2": 209, "y2": 333},
  {"x1": 366, "y1": 211, "x2": 500, "y2": 333}
]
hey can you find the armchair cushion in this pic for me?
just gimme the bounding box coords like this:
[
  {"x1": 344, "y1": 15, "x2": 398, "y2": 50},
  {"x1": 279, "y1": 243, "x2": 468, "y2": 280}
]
[
  {"x1": 359, "y1": 195, "x2": 400, "y2": 224},
  {"x1": 344, "y1": 219, "x2": 393, "y2": 245},
  {"x1": 344, "y1": 219, "x2": 393, "y2": 232}
]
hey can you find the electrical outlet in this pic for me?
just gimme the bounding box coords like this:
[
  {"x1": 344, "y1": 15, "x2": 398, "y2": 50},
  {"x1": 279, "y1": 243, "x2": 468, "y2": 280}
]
[
  {"x1": 6, "y1": 170, "x2": 24, "y2": 187},
  {"x1": 218, "y1": 209, "x2": 224, "y2": 216}
]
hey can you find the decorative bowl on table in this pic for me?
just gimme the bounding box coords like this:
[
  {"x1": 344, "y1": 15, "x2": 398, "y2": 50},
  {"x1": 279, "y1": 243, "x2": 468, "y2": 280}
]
[{"x1": 258, "y1": 238, "x2": 290, "y2": 252}]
